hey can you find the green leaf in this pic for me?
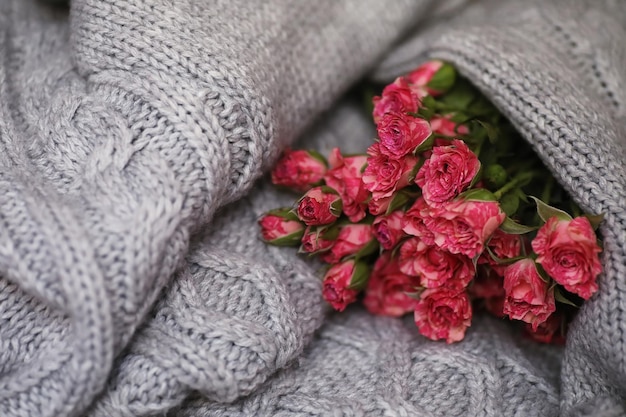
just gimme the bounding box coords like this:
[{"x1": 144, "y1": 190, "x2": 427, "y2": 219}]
[
  {"x1": 320, "y1": 185, "x2": 340, "y2": 195},
  {"x1": 530, "y1": 196, "x2": 572, "y2": 223},
  {"x1": 426, "y1": 62, "x2": 457, "y2": 93},
  {"x1": 307, "y1": 149, "x2": 328, "y2": 166},
  {"x1": 386, "y1": 192, "x2": 411, "y2": 215},
  {"x1": 458, "y1": 188, "x2": 497, "y2": 202},
  {"x1": 329, "y1": 199, "x2": 343, "y2": 217},
  {"x1": 475, "y1": 120, "x2": 500, "y2": 144},
  {"x1": 485, "y1": 245, "x2": 527, "y2": 265},
  {"x1": 268, "y1": 230, "x2": 305, "y2": 247},
  {"x1": 585, "y1": 213, "x2": 605, "y2": 230},
  {"x1": 414, "y1": 134, "x2": 435, "y2": 154},
  {"x1": 534, "y1": 262, "x2": 551, "y2": 284},
  {"x1": 499, "y1": 217, "x2": 537, "y2": 235},
  {"x1": 404, "y1": 290, "x2": 425, "y2": 300},
  {"x1": 347, "y1": 261, "x2": 371, "y2": 291},
  {"x1": 554, "y1": 287, "x2": 579, "y2": 307},
  {"x1": 354, "y1": 239, "x2": 379, "y2": 260}
]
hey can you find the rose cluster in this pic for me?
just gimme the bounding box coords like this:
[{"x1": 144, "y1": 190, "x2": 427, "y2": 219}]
[{"x1": 260, "y1": 61, "x2": 604, "y2": 344}]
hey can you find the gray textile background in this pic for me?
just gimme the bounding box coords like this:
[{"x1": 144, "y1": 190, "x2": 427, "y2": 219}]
[{"x1": 0, "y1": 0, "x2": 625, "y2": 416}]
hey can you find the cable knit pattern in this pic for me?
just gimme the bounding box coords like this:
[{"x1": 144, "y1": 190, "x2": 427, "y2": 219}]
[
  {"x1": 0, "y1": 0, "x2": 433, "y2": 416},
  {"x1": 1, "y1": 0, "x2": 625, "y2": 416}
]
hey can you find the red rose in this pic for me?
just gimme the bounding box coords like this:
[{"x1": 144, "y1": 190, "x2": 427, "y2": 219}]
[
  {"x1": 271, "y1": 148, "x2": 327, "y2": 191},
  {"x1": 372, "y1": 210, "x2": 405, "y2": 250},
  {"x1": 324, "y1": 148, "x2": 369, "y2": 223},
  {"x1": 414, "y1": 287, "x2": 472, "y2": 343},
  {"x1": 363, "y1": 253, "x2": 420, "y2": 317},
  {"x1": 401, "y1": 197, "x2": 435, "y2": 245},
  {"x1": 258, "y1": 212, "x2": 305, "y2": 245},
  {"x1": 415, "y1": 139, "x2": 480, "y2": 206},
  {"x1": 296, "y1": 186, "x2": 342, "y2": 226},
  {"x1": 322, "y1": 260, "x2": 364, "y2": 311},
  {"x1": 372, "y1": 77, "x2": 419, "y2": 124},
  {"x1": 430, "y1": 116, "x2": 469, "y2": 137},
  {"x1": 531, "y1": 216, "x2": 602, "y2": 300},
  {"x1": 425, "y1": 199, "x2": 505, "y2": 258},
  {"x1": 502, "y1": 259, "x2": 556, "y2": 330},
  {"x1": 319, "y1": 223, "x2": 375, "y2": 264},
  {"x1": 406, "y1": 60, "x2": 454, "y2": 97},
  {"x1": 376, "y1": 112, "x2": 432, "y2": 159},
  {"x1": 524, "y1": 312, "x2": 566, "y2": 345},
  {"x1": 362, "y1": 142, "x2": 418, "y2": 199},
  {"x1": 399, "y1": 238, "x2": 474, "y2": 289},
  {"x1": 300, "y1": 226, "x2": 335, "y2": 254}
]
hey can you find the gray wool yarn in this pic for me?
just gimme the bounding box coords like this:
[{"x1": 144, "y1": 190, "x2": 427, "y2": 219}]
[
  {"x1": 1, "y1": 1, "x2": 626, "y2": 417},
  {"x1": 0, "y1": 0, "x2": 436, "y2": 416}
]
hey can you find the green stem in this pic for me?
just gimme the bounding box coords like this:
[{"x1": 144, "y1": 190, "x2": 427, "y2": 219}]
[{"x1": 494, "y1": 171, "x2": 537, "y2": 200}]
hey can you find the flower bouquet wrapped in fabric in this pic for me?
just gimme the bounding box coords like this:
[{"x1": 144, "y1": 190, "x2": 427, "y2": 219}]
[{"x1": 260, "y1": 61, "x2": 604, "y2": 344}]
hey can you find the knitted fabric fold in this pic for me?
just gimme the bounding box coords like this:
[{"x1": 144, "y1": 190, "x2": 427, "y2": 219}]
[{"x1": 0, "y1": 1, "x2": 435, "y2": 416}]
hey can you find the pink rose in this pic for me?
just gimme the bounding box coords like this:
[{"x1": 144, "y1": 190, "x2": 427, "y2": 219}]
[
  {"x1": 524, "y1": 312, "x2": 566, "y2": 345},
  {"x1": 362, "y1": 143, "x2": 418, "y2": 199},
  {"x1": 430, "y1": 116, "x2": 469, "y2": 137},
  {"x1": 502, "y1": 259, "x2": 556, "y2": 330},
  {"x1": 296, "y1": 186, "x2": 342, "y2": 226},
  {"x1": 372, "y1": 77, "x2": 419, "y2": 124},
  {"x1": 271, "y1": 148, "x2": 327, "y2": 191},
  {"x1": 319, "y1": 223, "x2": 375, "y2": 264},
  {"x1": 401, "y1": 197, "x2": 435, "y2": 245},
  {"x1": 414, "y1": 287, "x2": 472, "y2": 343},
  {"x1": 322, "y1": 260, "x2": 363, "y2": 311},
  {"x1": 425, "y1": 199, "x2": 506, "y2": 258},
  {"x1": 399, "y1": 237, "x2": 474, "y2": 289},
  {"x1": 363, "y1": 253, "x2": 420, "y2": 317},
  {"x1": 415, "y1": 139, "x2": 480, "y2": 206},
  {"x1": 406, "y1": 60, "x2": 453, "y2": 97},
  {"x1": 531, "y1": 216, "x2": 602, "y2": 300},
  {"x1": 376, "y1": 112, "x2": 432, "y2": 159},
  {"x1": 300, "y1": 226, "x2": 335, "y2": 254},
  {"x1": 368, "y1": 194, "x2": 393, "y2": 216},
  {"x1": 372, "y1": 211, "x2": 405, "y2": 250},
  {"x1": 324, "y1": 148, "x2": 369, "y2": 223},
  {"x1": 258, "y1": 212, "x2": 304, "y2": 245}
]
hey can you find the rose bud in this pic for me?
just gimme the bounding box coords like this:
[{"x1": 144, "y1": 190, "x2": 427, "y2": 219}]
[
  {"x1": 271, "y1": 148, "x2": 327, "y2": 192},
  {"x1": 532, "y1": 216, "x2": 602, "y2": 300},
  {"x1": 430, "y1": 115, "x2": 469, "y2": 137},
  {"x1": 296, "y1": 186, "x2": 342, "y2": 226},
  {"x1": 322, "y1": 259, "x2": 370, "y2": 312},
  {"x1": 502, "y1": 259, "x2": 556, "y2": 330},
  {"x1": 364, "y1": 252, "x2": 420, "y2": 317},
  {"x1": 372, "y1": 210, "x2": 405, "y2": 250},
  {"x1": 323, "y1": 148, "x2": 369, "y2": 223},
  {"x1": 319, "y1": 223, "x2": 376, "y2": 264},
  {"x1": 425, "y1": 199, "x2": 505, "y2": 258},
  {"x1": 376, "y1": 111, "x2": 432, "y2": 159},
  {"x1": 368, "y1": 194, "x2": 393, "y2": 216},
  {"x1": 415, "y1": 139, "x2": 481, "y2": 207},
  {"x1": 372, "y1": 77, "x2": 420, "y2": 124},
  {"x1": 406, "y1": 60, "x2": 456, "y2": 97},
  {"x1": 401, "y1": 197, "x2": 436, "y2": 245},
  {"x1": 300, "y1": 226, "x2": 336, "y2": 254},
  {"x1": 258, "y1": 209, "x2": 305, "y2": 246},
  {"x1": 524, "y1": 312, "x2": 566, "y2": 345},
  {"x1": 414, "y1": 287, "x2": 472, "y2": 344},
  {"x1": 362, "y1": 142, "x2": 418, "y2": 200},
  {"x1": 478, "y1": 229, "x2": 522, "y2": 274},
  {"x1": 399, "y1": 237, "x2": 474, "y2": 290}
]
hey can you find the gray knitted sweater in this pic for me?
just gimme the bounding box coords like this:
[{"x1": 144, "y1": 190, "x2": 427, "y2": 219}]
[{"x1": 0, "y1": 0, "x2": 624, "y2": 416}]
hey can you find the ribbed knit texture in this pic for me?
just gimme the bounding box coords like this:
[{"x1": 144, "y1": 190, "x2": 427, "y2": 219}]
[{"x1": 1, "y1": 0, "x2": 625, "y2": 416}]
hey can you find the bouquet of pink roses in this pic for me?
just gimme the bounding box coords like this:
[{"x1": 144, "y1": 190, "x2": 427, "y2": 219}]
[{"x1": 259, "y1": 61, "x2": 604, "y2": 344}]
